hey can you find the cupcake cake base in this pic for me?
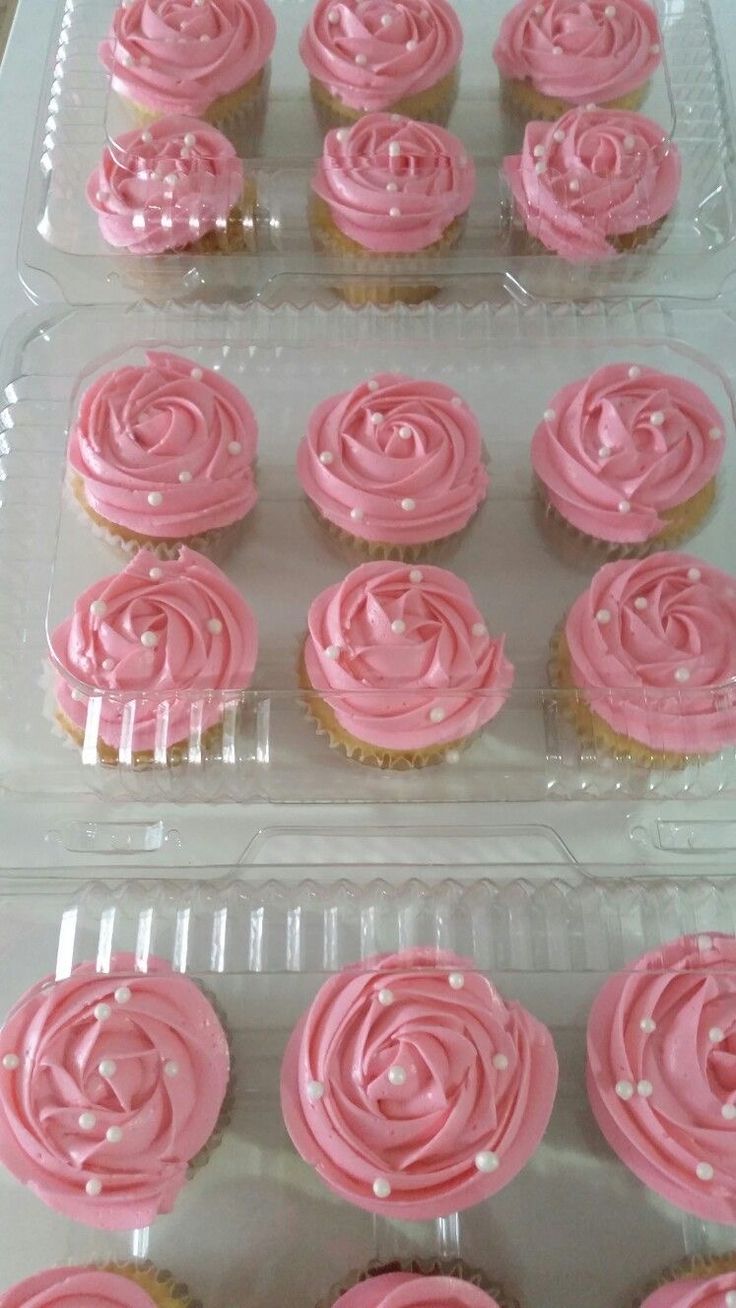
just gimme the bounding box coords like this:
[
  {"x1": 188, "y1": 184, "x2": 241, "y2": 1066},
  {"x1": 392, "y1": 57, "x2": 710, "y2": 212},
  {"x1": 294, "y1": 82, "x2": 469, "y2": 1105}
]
[
  {"x1": 500, "y1": 76, "x2": 648, "y2": 125},
  {"x1": 309, "y1": 68, "x2": 459, "y2": 133},
  {"x1": 319, "y1": 1258, "x2": 519, "y2": 1308},
  {"x1": 123, "y1": 66, "x2": 270, "y2": 150}
]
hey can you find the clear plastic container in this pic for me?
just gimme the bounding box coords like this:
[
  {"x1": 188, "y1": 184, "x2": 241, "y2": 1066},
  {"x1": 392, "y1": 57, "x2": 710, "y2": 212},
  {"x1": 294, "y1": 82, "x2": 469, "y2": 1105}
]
[
  {"x1": 19, "y1": 0, "x2": 736, "y2": 304},
  {"x1": 0, "y1": 866, "x2": 734, "y2": 1307},
  {"x1": 2, "y1": 296, "x2": 736, "y2": 805}
]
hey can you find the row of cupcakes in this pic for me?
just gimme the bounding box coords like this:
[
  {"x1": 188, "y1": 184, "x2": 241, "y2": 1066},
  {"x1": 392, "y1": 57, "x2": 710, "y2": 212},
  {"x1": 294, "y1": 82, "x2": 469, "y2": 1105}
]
[
  {"x1": 66, "y1": 353, "x2": 723, "y2": 559},
  {"x1": 99, "y1": 0, "x2": 665, "y2": 136}
]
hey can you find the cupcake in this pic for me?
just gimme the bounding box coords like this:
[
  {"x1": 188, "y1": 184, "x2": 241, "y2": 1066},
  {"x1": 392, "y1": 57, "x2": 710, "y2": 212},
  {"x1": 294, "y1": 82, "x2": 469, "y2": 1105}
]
[
  {"x1": 310, "y1": 113, "x2": 475, "y2": 306},
  {"x1": 297, "y1": 373, "x2": 488, "y2": 558},
  {"x1": 50, "y1": 547, "x2": 258, "y2": 767},
  {"x1": 586, "y1": 932, "x2": 736, "y2": 1224},
  {"x1": 324, "y1": 1269, "x2": 510, "y2": 1308},
  {"x1": 300, "y1": 0, "x2": 463, "y2": 132},
  {"x1": 281, "y1": 948, "x2": 558, "y2": 1218},
  {"x1": 503, "y1": 107, "x2": 681, "y2": 263},
  {"x1": 87, "y1": 116, "x2": 255, "y2": 264},
  {"x1": 550, "y1": 552, "x2": 736, "y2": 767},
  {"x1": 302, "y1": 562, "x2": 514, "y2": 768},
  {"x1": 494, "y1": 0, "x2": 662, "y2": 128},
  {"x1": 637, "y1": 1259, "x2": 736, "y2": 1306},
  {"x1": 0, "y1": 1264, "x2": 195, "y2": 1308},
  {"x1": 0, "y1": 954, "x2": 230, "y2": 1229},
  {"x1": 533, "y1": 363, "x2": 724, "y2": 555},
  {"x1": 99, "y1": 0, "x2": 276, "y2": 141},
  {"x1": 67, "y1": 351, "x2": 258, "y2": 554}
]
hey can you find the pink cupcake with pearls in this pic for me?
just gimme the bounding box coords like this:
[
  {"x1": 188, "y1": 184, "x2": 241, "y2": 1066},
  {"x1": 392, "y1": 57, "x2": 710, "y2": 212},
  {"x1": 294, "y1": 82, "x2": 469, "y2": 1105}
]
[{"x1": 297, "y1": 373, "x2": 488, "y2": 558}]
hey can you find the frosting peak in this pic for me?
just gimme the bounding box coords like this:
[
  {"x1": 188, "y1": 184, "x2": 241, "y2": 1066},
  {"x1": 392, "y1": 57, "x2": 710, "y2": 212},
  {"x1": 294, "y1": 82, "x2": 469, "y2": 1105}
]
[
  {"x1": 300, "y1": 0, "x2": 463, "y2": 112},
  {"x1": 0, "y1": 1268, "x2": 157, "y2": 1308},
  {"x1": 313, "y1": 114, "x2": 475, "y2": 253},
  {"x1": 333, "y1": 1272, "x2": 502, "y2": 1308},
  {"x1": 494, "y1": 0, "x2": 662, "y2": 104},
  {"x1": 503, "y1": 107, "x2": 681, "y2": 262}
]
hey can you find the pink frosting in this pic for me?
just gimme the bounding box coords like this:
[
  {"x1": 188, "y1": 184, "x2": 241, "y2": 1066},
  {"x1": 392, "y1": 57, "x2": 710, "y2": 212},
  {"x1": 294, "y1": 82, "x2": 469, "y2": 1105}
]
[
  {"x1": 640, "y1": 1273, "x2": 736, "y2": 1308},
  {"x1": 300, "y1": 0, "x2": 462, "y2": 112},
  {"x1": 333, "y1": 1274, "x2": 501, "y2": 1308},
  {"x1": 68, "y1": 351, "x2": 257, "y2": 538},
  {"x1": 50, "y1": 547, "x2": 258, "y2": 754},
  {"x1": 493, "y1": 0, "x2": 661, "y2": 104},
  {"x1": 532, "y1": 363, "x2": 725, "y2": 543},
  {"x1": 313, "y1": 114, "x2": 475, "y2": 253},
  {"x1": 297, "y1": 373, "x2": 488, "y2": 544},
  {"x1": 587, "y1": 932, "x2": 736, "y2": 1224},
  {"x1": 0, "y1": 953, "x2": 229, "y2": 1230},
  {"x1": 503, "y1": 107, "x2": 681, "y2": 262},
  {"x1": 86, "y1": 116, "x2": 245, "y2": 256},
  {"x1": 281, "y1": 948, "x2": 558, "y2": 1219},
  {"x1": 563, "y1": 552, "x2": 736, "y2": 756},
  {"x1": 0, "y1": 1269, "x2": 157, "y2": 1308},
  {"x1": 304, "y1": 562, "x2": 514, "y2": 750},
  {"x1": 99, "y1": 0, "x2": 276, "y2": 117}
]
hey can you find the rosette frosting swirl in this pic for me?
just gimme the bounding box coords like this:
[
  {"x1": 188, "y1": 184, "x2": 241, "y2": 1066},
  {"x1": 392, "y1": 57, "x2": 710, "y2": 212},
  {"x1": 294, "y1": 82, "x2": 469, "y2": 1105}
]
[
  {"x1": 493, "y1": 0, "x2": 662, "y2": 105},
  {"x1": 503, "y1": 107, "x2": 681, "y2": 262},
  {"x1": 281, "y1": 948, "x2": 558, "y2": 1218},
  {"x1": 51, "y1": 547, "x2": 258, "y2": 754},
  {"x1": 313, "y1": 114, "x2": 476, "y2": 253},
  {"x1": 0, "y1": 953, "x2": 229, "y2": 1230},
  {"x1": 587, "y1": 932, "x2": 736, "y2": 1224},
  {"x1": 304, "y1": 562, "x2": 514, "y2": 750},
  {"x1": 99, "y1": 0, "x2": 276, "y2": 118},
  {"x1": 532, "y1": 363, "x2": 725, "y2": 543},
  {"x1": 68, "y1": 351, "x2": 258, "y2": 537},
  {"x1": 563, "y1": 552, "x2": 736, "y2": 755},
  {"x1": 86, "y1": 116, "x2": 245, "y2": 256},
  {"x1": 640, "y1": 1272, "x2": 736, "y2": 1308},
  {"x1": 0, "y1": 1269, "x2": 157, "y2": 1308},
  {"x1": 297, "y1": 373, "x2": 488, "y2": 544},
  {"x1": 333, "y1": 1273, "x2": 501, "y2": 1308},
  {"x1": 300, "y1": 0, "x2": 462, "y2": 112}
]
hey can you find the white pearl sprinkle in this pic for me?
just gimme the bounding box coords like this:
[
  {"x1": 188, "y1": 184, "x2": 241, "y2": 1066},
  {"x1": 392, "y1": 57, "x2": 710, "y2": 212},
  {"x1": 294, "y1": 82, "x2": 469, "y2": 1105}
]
[
  {"x1": 85, "y1": 1179, "x2": 102, "y2": 1197},
  {"x1": 98, "y1": 1060, "x2": 117, "y2": 1078},
  {"x1": 141, "y1": 130, "x2": 152, "y2": 144},
  {"x1": 381, "y1": 12, "x2": 392, "y2": 23},
  {"x1": 388, "y1": 141, "x2": 401, "y2": 158},
  {"x1": 319, "y1": 450, "x2": 334, "y2": 464},
  {"x1": 533, "y1": 144, "x2": 545, "y2": 158},
  {"x1": 674, "y1": 667, "x2": 691, "y2": 683},
  {"x1": 370, "y1": 412, "x2": 383, "y2": 426},
  {"x1": 367, "y1": 380, "x2": 380, "y2": 391},
  {"x1": 553, "y1": 129, "x2": 565, "y2": 143},
  {"x1": 183, "y1": 132, "x2": 196, "y2": 147},
  {"x1": 355, "y1": 52, "x2": 368, "y2": 65},
  {"x1": 475, "y1": 1150, "x2": 499, "y2": 1172},
  {"x1": 585, "y1": 102, "x2": 597, "y2": 111},
  {"x1": 544, "y1": 409, "x2": 556, "y2": 422},
  {"x1": 448, "y1": 972, "x2": 464, "y2": 989},
  {"x1": 378, "y1": 988, "x2": 394, "y2": 1005},
  {"x1": 472, "y1": 622, "x2": 487, "y2": 637},
  {"x1": 328, "y1": 6, "x2": 339, "y2": 19},
  {"x1": 200, "y1": 32, "x2": 210, "y2": 41},
  {"x1": 147, "y1": 491, "x2": 163, "y2": 506},
  {"x1": 599, "y1": 446, "x2": 611, "y2": 458},
  {"x1": 140, "y1": 631, "x2": 159, "y2": 648},
  {"x1": 727, "y1": 1287, "x2": 736, "y2": 1307},
  {"x1": 596, "y1": 609, "x2": 611, "y2": 624},
  {"x1": 178, "y1": 469, "x2": 192, "y2": 483},
  {"x1": 569, "y1": 179, "x2": 580, "y2": 192},
  {"x1": 451, "y1": 396, "x2": 463, "y2": 408},
  {"x1": 637, "y1": 1080, "x2": 653, "y2": 1098},
  {"x1": 78, "y1": 1112, "x2": 97, "y2": 1131},
  {"x1": 2, "y1": 1054, "x2": 19, "y2": 1071},
  {"x1": 102, "y1": 658, "x2": 114, "y2": 671},
  {"x1": 350, "y1": 507, "x2": 364, "y2": 521},
  {"x1": 106, "y1": 1126, "x2": 123, "y2": 1143},
  {"x1": 307, "y1": 1080, "x2": 324, "y2": 1101},
  {"x1": 406, "y1": 38, "x2": 417, "y2": 50},
  {"x1": 191, "y1": 367, "x2": 203, "y2": 381},
  {"x1": 650, "y1": 42, "x2": 660, "y2": 53},
  {"x1": 429, "y1": 707, "x2": 445, "y2": 723},
  {"x1": 640, "y1": 1017, "x2": 656, "y2": 1033},
  {"x1": 409, "y1": 570, "x2": 423, "y2": 583},
  {"x1": 710, "y1": 1026, "x2": 725, "y2": 1043},
  {"x1": 207, "y1": 618, "x2": 223, "y2": 634},
  {"x1": 493, "y1": 1053, "x2": 509, "y2": 1070},
  {"x1": 618, "y1": 500, "x2": 631, "y2": 514},
  {"x1": 535, "y1": 161, "x2": 546, "y2": 175},
  {"x1": 401, "y1": 498, "x2": 416, "y2": 511},
  {"x1": 615, "y1": 1080, "x2": 634, "y2": 1100},
  {"x1": 389, "y1": 206, "x2": 401, "y2": 217},
  {"x1": 650, "y1": 410, "x2": 665, "y2": 426},
  {"x1": 628, "y1": 365, "x2": 642, "y2": 379},
  {"x1": 94, "y1": 1003, "x2": 111, "y2": 1022},
  {"x1": 605, "y1": 4, "x2": 616, "y2": 15},
  {"x1": 164, "y1": 1060, "x2": 180, "y2": 1077},
  {"x1": 373, "y1": 1178, "x2": 391, "y2": 1198},
  {"x1": 325, "y1": 645, "x2": 341, "y2": 660},
  {"x1": 624, "y1": 134, "x2": 636, "y2": 151},
  {"x1": 391, "y1": 619, "x2": 406, "y2": 634},
  {"x1": 709, "y1": 427, "x2": 722, "y2": 440},
  {"x1": 534, "y1": 3, "x2": 545, "y2": 12},
  {"x1": 634, "y1": 596, "x2": 648, "y2": 611},
  {"x1": 120, "y1": 50, "x2": 133, "y2": 67},
  {"x1": 688, "y1": 567, "x2": 702, "y2": 582},
  {"x1": 336, "y1": 128, "x2": 349, "y2": 142},
  {"x1": 114, "y1": 986, "x2": 131, "y2": 1005},
  {"x1": 398, "y1": 424, "x2": 412, "y2": 440},
  {"x1": 696, "y1": 1162, "x2": 714, "y2": 1181},
  {"x1": 388, "y1": 1065, "x2": 407, "y2": 1086},
  {"x1": 90, "y1": 600, "x2": 107, "y2": 618},
  {"x1": 226, "y1": 441, "x2": 242, "y2": 457},
  {"x1": 149, "y1": 567, "x2": 162, "y2": 580},
  {"x1": 722, "y1": 1103, "x2": 736, "y2": 1120},
  {"x1": 552, "y1": 44, "x2": 562, "y2": 54}
]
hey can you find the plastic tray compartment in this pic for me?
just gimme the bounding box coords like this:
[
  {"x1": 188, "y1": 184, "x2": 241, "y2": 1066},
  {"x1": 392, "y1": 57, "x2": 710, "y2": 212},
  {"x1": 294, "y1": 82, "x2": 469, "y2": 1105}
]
[
  {"x1": 2, "y1": 297, "x2": 736, "y2": 805},
  {"x1": 19, "y1": 0, "x2": 736, "y2": 304},
  {"x1": 0, "y1": 868, "x2": 735, "y2": 1307}
]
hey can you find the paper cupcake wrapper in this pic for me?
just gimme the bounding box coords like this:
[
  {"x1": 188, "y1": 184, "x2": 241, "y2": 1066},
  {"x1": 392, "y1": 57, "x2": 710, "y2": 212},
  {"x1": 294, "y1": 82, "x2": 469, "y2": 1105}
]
[
  {"x1": 317, "y1": 1256, "x2": 521, "y2": 1308},
  {"x1": 64, "y1": 474, "x2": 242, "y2": 562},
  {"x1": 499, "y1": 75, "x2": 649, "y2": 126},
  {"x1": 534, "y1": 477, "x2": 717, "y2": 564},
  {"x1": 309, "y1": 68, "x2": 459, "y2": 133},
  {"x1": 507, "y1": 212, "x2": 673, "y2": 297},
  {"x1": 548, "y1": 624, "x2": 698, "y2": 770},
  {"x1": 633, "y1": 1252, "x2": 736, "y2": 1307},
  {"x1": 98, "y1": 1262, "x2": 199, "y2": 1308}
]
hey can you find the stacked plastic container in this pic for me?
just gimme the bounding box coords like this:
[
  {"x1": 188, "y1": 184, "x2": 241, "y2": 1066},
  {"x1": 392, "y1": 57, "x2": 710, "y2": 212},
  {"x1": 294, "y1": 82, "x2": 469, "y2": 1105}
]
[{"x1": 2, "y1": 0, "x2": 736, "y2": 1304}]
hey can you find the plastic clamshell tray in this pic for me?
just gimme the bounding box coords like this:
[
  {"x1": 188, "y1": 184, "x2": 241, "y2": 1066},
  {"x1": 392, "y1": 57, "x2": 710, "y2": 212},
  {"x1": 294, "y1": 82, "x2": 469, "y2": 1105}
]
[
  {"x1": 19, "y1": 0, "x2": 736, "y2": 304},
  {"x1": 1, "y1": 297, "x2": 736, "y2": 805}
]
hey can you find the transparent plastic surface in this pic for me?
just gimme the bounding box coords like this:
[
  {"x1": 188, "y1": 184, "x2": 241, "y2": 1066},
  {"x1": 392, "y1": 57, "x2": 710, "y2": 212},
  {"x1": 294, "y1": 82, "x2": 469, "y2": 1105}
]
[
  {"x1": 2, "y1": 297, "x2": 736, "y2": 803},
  {"x1": 19, "y1": 0, "x2": 736, "y2": 303},
  {"x1": 0, "y1": 869, "x2": 734, "y2": 1306}
]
